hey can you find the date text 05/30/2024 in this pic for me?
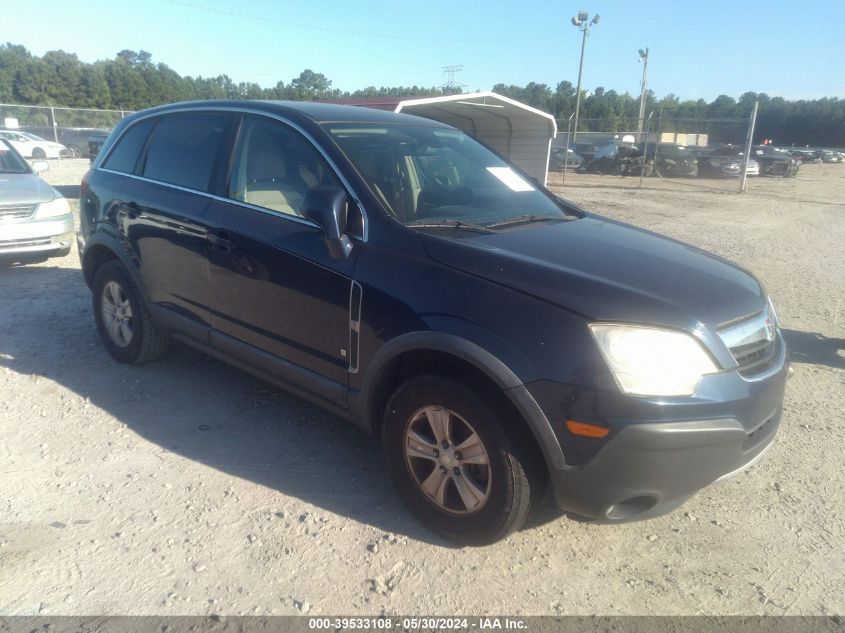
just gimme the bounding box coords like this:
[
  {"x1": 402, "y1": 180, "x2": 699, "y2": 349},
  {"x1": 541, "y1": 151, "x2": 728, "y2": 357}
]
[{"x1": 307, "y1": 617, "x2": 527, "y2": 630}]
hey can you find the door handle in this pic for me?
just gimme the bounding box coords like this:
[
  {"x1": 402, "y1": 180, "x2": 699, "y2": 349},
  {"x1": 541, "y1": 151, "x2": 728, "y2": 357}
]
[{"x1": 206, "y1": 230, "x2": 233, "y2": 251}]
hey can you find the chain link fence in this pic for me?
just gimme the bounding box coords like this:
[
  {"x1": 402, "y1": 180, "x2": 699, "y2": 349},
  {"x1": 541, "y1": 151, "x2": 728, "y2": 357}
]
[
  {"x1": 1, "y1": 104, "x2": 133, "y2": 158},
  {"x1": 2, "y1": 103, "x2": 772, "y2": 194},
  {"x1": 549, "y1": 112, "x2": 765, "y2": 194}
]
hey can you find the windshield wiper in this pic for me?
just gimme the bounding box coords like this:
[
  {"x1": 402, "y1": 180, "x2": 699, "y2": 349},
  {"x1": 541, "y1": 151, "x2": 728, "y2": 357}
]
[
  {"x1": 407, "y1": 220, "x2": 495, "y2": 234},
  {"x1": 485, "y1": 214, "x2": 563, "y2": 229}
]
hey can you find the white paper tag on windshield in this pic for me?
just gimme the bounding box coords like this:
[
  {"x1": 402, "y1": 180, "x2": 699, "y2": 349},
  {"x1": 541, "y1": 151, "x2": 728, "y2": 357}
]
[{"x1": 486, "y1": 167, "x2": 534, "y2": 192}]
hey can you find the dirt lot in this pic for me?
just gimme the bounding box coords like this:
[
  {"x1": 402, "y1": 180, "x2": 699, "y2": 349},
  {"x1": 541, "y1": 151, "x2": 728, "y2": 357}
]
[{"x1": 1, "y1": 160, "x2": 843, "y2": 616}]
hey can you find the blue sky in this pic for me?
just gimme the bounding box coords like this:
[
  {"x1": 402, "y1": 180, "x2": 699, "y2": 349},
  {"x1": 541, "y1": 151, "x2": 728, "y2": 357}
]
[{"x1": 5, "y1": 0, "x2": 843, "y2": 100}]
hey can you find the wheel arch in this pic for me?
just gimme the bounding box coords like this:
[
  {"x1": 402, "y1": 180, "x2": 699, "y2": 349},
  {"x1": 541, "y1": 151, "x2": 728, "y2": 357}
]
[
  {"x1": 82, "y1": 243, "x2": 118, "y2": 287},
  {"x1": 359, "y1": 331, "x2": 566, "y2": 471},
  {"x1": 81, "y1": 234, "x2": 145, "y2": 298}
]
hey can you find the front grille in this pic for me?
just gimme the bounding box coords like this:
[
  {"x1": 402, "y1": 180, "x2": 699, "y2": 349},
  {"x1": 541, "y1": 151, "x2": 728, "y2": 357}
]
[
  {"x1": 718, "y1": 308, "x2": 779, "y2": 378},
  {"x1": 731, "y1": 338, "x2": 777, "y2": 377},
  {"x1": 0, "y1": 204, "x2": 37, "y2": 220},
  {"x1": 769, "y1": 162, "x2": 789, "y2": 175}
]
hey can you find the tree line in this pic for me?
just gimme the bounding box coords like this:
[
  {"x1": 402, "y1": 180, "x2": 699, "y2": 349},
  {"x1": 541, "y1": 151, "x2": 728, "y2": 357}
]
[{"x1": 1, "y1": 44, "x2": 843, "y2": 146}]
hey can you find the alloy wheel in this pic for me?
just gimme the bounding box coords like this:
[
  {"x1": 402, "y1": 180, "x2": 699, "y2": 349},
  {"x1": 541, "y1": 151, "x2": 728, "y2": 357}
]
[
  {"x1": 101, "y1": 281, "x2": 134, "y2": 347},
  {"x1": 404, "y1": 406, "x2": 492, "y2": 515}
]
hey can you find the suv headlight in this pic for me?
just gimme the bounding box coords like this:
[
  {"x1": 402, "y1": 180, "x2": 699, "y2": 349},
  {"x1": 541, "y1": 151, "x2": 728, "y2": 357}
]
[
  {"x1": 35, "y1": 197, "x2": 70, "y2": 219},
  {"x1": 589, "y1": 324, "x2": 719, "y2": 396}
]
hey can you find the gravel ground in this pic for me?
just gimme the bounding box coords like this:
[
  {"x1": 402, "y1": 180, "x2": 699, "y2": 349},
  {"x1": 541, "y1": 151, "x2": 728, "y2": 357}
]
[{"x1": 1, "y1": 159, "x2": 843, "y2": 616}]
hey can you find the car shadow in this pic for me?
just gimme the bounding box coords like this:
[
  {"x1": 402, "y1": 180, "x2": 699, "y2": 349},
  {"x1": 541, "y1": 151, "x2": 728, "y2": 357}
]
[
  {"x1": 782, "y1": 328, "x2": 845, "y2": 370},
  {"x1": 3, "y1": 264, "x2": 537, "y2": 546}
]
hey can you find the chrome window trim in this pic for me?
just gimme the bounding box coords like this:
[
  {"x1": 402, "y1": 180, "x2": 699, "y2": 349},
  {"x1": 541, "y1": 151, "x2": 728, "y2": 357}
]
[
  {"x1": 98, "y1": 168, "x2": 332, "y2": 233},
  {"x1": 97, "y1": 105, "x2": 370, "y2": 242}
]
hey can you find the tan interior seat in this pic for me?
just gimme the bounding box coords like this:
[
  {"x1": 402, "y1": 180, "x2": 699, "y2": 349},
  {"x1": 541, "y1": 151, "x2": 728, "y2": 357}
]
[
  {"x1": 241, "y1": 142, "x2": 305, "y2": 216},
  {"x1": 298, "y1": 164, "x2": 319, "y2": 188}
]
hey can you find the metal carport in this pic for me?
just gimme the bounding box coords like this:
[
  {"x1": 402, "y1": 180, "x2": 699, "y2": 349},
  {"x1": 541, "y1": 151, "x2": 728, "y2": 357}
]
[{"x1": 338, "y1": 92, "x2": 557, "y2": 185}]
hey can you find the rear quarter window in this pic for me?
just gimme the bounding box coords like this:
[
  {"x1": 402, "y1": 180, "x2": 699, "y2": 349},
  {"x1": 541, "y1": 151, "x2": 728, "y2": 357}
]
[
  {"x1": 102, "y1": 118, "x2": 157, "y2": 174},
  {"x1": 141, "y1": 112, "x2": 231, "y2": 192}
]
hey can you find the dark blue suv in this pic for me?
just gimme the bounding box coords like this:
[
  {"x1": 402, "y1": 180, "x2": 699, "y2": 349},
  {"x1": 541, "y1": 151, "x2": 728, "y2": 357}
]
[{"x1": 78, "y1": 101, "x2": 789, "y2": 544}]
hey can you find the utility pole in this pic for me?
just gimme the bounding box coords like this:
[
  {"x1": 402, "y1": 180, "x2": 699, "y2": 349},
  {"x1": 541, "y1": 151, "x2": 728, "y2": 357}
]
[
  {"x1": 740, "y1": 100, "x2": 759, "y2": 193},
  {"x1": 562, "y1": 112, "x2": 575, "y2": 185},
  {"x1": 637, "y1": 47, "x2": 649, "y2": 142},
  {"x1": 571, "y1": 10, "x2": 600, "y2": 147}
]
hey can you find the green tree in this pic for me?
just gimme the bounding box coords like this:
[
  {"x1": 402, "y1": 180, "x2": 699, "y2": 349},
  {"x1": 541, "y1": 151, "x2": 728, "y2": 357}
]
[
  {"x1": 1, "y1": 43, "x2": 844, "y2": 146},
  {"x1": 290, "y1": 69, "x2": 332, "y2": 100}
]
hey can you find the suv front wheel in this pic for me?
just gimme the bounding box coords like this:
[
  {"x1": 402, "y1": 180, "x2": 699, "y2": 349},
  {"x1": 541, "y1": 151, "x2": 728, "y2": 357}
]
[{"x1": 382, "y1": 375, "x2": 544, "y2": 545}]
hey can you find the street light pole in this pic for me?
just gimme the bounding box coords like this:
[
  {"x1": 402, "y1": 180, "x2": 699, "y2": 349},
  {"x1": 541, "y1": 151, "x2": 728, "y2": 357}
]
[
  {"x1": 562, "y1": 112, "x2": 575, "y2": 185},
  {"x1": 571, "y1": 10, "x2": 600, "y2": 149},
  {"x1": 637, "y1": 47, "x2": 649, "y2": 142}
]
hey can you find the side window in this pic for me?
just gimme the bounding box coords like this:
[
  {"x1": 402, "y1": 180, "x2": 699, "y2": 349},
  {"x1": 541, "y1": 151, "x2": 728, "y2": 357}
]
[
  {"x1": 142, "y1": 113, "x2": 230, "y2": 192},
  {"x1": 228, "y1": 116, "x2": 341, "y2": 217},
  {"x1": 102, "y1": 118, "x2": 156, "y2": 174}
]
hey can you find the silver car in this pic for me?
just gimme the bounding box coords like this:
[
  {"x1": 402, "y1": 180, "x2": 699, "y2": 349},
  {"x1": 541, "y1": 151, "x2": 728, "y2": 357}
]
[{"x1": 0, "y1": 139, "x2": 74, "y2": 264}]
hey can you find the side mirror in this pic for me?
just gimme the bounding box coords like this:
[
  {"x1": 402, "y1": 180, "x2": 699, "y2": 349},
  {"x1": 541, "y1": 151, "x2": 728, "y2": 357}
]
[
  {"x1": 301, "y1": 186, "x2": 353, "y2": 260},
  {"x1": 31, "y1": 160, "x2": 49, "y2": 174}
]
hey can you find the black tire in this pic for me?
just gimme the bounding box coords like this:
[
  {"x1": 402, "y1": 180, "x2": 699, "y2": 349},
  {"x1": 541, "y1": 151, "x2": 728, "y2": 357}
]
[
  {"x1": 67, "y1": 145, "x2": 81, "y2": 158},
  {"x1": 382, "y1": 375, "x2": 545, "y2": 545},
  {"x1": 92, "y1": 261, "x2": 168, "y2": 364},
  {"x1": 31, "y1": 148, "x2": 46, "y2": 160}
]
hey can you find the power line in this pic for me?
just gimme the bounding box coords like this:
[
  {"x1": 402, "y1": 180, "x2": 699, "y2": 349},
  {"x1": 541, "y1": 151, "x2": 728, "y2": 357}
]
[{"x1": 163, "y1": 0, "x2": 556, "y2": 43}]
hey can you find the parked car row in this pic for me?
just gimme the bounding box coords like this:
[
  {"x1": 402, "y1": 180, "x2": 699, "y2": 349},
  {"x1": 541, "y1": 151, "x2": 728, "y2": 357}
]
[
  {"x1": 821, "y1": 150, "x2": 845, "y2": 163},
  {"x1": 550, "y1": 141, "x2": 800, "y2": 178},
  {"x1": 787, "y1": 149, "x2": 845, "y2": 163},
  {"x1": 0, "y1": 126, "x2": 113, "y2": 159},
  {"x1": 17, "y1": 125, "x2": 111, "y2": 158}
]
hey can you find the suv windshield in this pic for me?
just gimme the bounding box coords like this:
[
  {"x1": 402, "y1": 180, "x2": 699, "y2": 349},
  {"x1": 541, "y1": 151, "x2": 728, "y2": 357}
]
[
  {"x1": 326, "y1": 124, "x2": 570, "y2": 227},
  {"x1": 0, "y1": 140, "x2": 30, "y2": 174}
]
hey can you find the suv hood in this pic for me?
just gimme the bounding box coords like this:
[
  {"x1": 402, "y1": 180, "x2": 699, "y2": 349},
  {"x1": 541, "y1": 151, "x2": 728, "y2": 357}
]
[
  {"x1": 420, "y1": 214, "x2": 765, "y2": 329},
  {"x1": 0, "y1": 173, "x2": 59, "y2": 205}
]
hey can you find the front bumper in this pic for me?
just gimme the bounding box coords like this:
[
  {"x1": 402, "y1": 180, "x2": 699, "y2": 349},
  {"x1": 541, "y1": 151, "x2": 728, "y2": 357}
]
[
  {"x1": 0, "y1": 213, "x2": 75, "y2": 256},
  {"x1": 528, "y1": 337, "x2": 789, "y2": 520},
  {"x1": 548, "y1": 408, "x2": 781, "y2": 520}
]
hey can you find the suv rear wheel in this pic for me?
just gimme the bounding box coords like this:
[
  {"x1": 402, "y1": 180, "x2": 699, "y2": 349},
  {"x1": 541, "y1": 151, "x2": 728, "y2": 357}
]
[
  {"x1": 382, "y1": 375, "x2": 544, "y2": 545},
  {"x1": 92, "y1": 261, "x2": 168, "y2": 364}
]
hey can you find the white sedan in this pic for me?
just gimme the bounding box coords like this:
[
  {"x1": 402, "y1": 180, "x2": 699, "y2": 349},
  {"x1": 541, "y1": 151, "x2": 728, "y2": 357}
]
[{"x1": 0, "y1": 130, "x2": 68, "y2": 159}]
